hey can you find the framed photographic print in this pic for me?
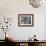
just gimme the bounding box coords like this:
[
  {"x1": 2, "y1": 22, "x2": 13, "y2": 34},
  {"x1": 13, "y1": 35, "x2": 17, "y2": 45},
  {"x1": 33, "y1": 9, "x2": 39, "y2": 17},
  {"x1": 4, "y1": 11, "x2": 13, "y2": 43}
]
[{"x1": 18, "y1": 14, "x2": 34, "y2": 26}]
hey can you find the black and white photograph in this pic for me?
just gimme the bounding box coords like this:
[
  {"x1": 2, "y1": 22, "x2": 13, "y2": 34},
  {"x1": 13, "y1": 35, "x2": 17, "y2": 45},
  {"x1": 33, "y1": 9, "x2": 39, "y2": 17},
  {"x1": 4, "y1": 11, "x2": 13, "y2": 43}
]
[{"x1": 18, "y1": 14, "x2": 34, "y2": 26}]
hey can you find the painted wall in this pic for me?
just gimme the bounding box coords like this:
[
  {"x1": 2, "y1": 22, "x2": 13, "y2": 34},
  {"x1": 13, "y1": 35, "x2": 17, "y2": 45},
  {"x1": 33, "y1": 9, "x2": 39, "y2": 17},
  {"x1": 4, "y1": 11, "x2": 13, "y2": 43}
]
[{"x1": 0, "y1": 0, "x2": 46, "y2": 40}]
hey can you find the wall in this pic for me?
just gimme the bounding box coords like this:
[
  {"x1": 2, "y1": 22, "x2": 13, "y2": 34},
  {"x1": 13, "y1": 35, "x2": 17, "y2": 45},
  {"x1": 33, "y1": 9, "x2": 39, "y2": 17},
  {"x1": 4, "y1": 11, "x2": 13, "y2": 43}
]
[{"x1": 0, "y1": 0, "x2": 46, "y2": 40}]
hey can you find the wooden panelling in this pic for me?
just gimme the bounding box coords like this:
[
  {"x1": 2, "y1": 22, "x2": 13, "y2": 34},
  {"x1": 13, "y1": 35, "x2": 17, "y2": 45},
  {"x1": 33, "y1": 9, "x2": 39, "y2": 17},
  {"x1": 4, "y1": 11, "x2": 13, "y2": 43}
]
[
  {"x1": 24, "y1": 43, "x2": 28, "y2": 46},
  {"x1": 43, "y1": 43, "x2": 46, "y2": 46},
  {"x1": 16, "y1": 43, "x2": 20, "y2": 46},
  {"x1": 38, "y1": 43, "x2": 46, "y2": 46},
  {"x1": 38, "y1": 43, "x2": 43, "y2": 46}
]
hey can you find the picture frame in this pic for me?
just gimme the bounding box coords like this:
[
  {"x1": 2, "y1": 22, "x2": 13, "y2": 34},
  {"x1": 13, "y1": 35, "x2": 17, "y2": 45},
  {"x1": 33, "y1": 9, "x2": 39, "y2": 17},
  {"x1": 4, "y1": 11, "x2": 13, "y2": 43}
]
[{"x1": 18, "y1": 14, "x2": 34, "y2": 27}]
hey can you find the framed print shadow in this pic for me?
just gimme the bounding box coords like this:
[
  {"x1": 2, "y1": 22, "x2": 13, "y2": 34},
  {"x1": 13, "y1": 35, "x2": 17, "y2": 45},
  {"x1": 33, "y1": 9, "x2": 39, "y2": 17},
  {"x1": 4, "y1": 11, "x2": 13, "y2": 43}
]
[{"x1": 18, "y1": 14, "x2": 34, "y2": 27}]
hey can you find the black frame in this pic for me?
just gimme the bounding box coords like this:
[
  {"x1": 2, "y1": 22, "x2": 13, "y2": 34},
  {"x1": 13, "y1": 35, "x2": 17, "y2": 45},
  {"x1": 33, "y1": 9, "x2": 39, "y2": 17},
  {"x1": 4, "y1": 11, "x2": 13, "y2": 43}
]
[{"x1": 18, "y1": 14, "x2": 34, "y2": 27}]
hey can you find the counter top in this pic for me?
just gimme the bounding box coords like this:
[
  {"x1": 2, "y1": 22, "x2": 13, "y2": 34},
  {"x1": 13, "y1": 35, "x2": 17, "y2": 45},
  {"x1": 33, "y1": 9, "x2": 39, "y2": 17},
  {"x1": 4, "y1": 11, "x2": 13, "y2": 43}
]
[
  {"x1": 5, "y1": 39, "x2": 46, "y2": 43},
  {"x1": 12, "y1": 40, "x2": 46, "y2": 43}
]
